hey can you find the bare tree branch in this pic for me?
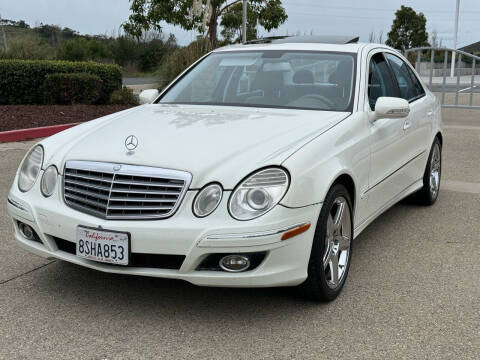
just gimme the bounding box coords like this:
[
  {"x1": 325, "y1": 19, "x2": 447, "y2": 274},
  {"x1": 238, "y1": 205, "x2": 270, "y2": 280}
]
[{"x1": 219, "y1": 0, "x2": 243, "y2": 16}]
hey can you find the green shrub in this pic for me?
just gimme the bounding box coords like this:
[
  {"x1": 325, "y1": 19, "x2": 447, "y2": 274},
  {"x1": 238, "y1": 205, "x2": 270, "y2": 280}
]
[
  {"x1": 158, "y1": 38, "x2": 212, "y2": 88},
  {"x1": 109, "y1": 87, "x2": 138, "y2": 105},
  {"x1": 57, "y1": 38, "x2": 109, "y2": 62},
  {"x1": 56, "y1": 38, "x2": 91, "y2": 62},
  {"x1": 1, "y1": 36, "x2": 54, "y2": 60},
  {"x1": 109, "y1": 36, "x2": 138, "y2": 67},
  {"x1": 0, "y1": 59, "x2": 122, "y2": 104},
  {"x1": 138, "y1": 40, "x2": 166, "y2": 72},
  {"x1": 43, "y1": 73, "x2": 102, "y2": 105}
]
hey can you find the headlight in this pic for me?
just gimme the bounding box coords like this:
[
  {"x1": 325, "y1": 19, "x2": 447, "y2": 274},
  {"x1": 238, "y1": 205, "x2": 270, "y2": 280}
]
[
  {"x1": 18, "y1": 145, "x2": 44, "y2": 192},
  {"x1": 193, "y1": 183, "x2": 223, "y2": 217},
  {"x1": 40, "y1": 165, "x2": 58, "y2": 197},
  {"x1": 229, "y1": 168, "x2": 290, "y2": 221}
]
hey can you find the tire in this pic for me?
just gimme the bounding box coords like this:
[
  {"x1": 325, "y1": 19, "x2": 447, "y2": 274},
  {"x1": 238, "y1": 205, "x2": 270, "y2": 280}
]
[
  {"x1": 410, "y1": 138, "x2": 442, "y2": 206},
  {"x1": 299, "y1": 184, "x2": 353, "y2": 302}
]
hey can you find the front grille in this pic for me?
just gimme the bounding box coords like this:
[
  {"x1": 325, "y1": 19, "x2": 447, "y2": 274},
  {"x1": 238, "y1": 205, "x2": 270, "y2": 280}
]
[
  {"x1": 53, "y1": 237, "x2": 185, "y2": 270},
  {"x1": 63, "y1": 161, "x2": 192, "y2": 220}
]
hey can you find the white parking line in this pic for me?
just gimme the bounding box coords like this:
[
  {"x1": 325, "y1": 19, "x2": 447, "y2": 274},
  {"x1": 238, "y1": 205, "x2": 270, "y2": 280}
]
[
  {"x1": 457, "y1": 85, "x2": 478, "y2": 93},
  {"x1": 0, "y1": 140, "x2": 38, "y2": 152},
  {"x1": 442, "y1": 180, "x2": 480, "y2": 194},
  {"x1": 443, "y1": 125, "x2": 480, "y2": 131}
]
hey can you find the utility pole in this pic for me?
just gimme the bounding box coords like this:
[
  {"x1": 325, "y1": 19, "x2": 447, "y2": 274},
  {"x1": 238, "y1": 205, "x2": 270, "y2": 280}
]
[
  {"x1": 242, "y1": 0, "x2": 247, "y2": 43},
  {"x1": 450, "y1": 0, "x2": 460, "y2": 77},
  {"x1": 0, "y1": 14, "x2": 8, "y2": 52}
]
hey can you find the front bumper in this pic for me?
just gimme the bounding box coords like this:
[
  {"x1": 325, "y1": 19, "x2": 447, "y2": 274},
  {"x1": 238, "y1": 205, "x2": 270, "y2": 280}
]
[{"x1": 7, "y1": 172, "x2": 321, "y2": 287}]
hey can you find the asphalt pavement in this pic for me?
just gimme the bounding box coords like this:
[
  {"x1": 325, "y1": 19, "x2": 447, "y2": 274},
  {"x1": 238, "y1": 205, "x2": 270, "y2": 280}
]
[
  {"x1": 122, "y1": 77, "x2": 161, "y2": 86},
  {"x1": 0, "y1": 110, "x2": 479, "y2": 359}
]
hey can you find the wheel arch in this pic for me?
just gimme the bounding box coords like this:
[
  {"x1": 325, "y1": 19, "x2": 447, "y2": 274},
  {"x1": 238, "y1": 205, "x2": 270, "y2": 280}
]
[
  {"x1": 435, "y1": 131, "x2": 443, "y2": 146},
  {"x1": 331, "y1": 173, "x2": 356, "y2": 214}
]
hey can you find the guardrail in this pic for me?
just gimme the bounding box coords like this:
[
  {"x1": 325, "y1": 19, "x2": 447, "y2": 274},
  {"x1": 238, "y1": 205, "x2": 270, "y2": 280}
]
[{"x1": 405, "y1": 47, "x2": 480, "y2": 110}]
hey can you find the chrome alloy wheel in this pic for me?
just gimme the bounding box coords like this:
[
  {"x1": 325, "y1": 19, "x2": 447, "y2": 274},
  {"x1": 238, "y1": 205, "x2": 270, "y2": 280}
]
[
  {"x1": 323, "y1": 197, "x2": 351, "y2": 289},
  {"x1": 430, "y1": 142, "x2": 441, "y2": 199}
]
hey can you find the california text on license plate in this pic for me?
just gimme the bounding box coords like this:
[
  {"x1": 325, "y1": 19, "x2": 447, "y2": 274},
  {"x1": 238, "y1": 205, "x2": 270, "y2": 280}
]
[{"x1": 76, "y1": 226, "x2": 129, "y2": 265}]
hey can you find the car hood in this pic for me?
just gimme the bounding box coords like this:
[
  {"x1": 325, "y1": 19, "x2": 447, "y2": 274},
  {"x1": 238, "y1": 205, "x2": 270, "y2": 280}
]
[{"x1": 44, "y1": 104, "x2": 349, "y2": 189}]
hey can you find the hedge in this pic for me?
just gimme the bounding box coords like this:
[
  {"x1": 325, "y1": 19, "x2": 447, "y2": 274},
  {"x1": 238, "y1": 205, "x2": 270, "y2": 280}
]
[
  {"x1": 44, "y1": 73, "x2": 103, "y2": 105},
  {"x1": 0, "y1": 59, "x2": 122, "y2": 104},
  {"x1": 109, "y1": 86, "x2": 139, "y2": 106}
]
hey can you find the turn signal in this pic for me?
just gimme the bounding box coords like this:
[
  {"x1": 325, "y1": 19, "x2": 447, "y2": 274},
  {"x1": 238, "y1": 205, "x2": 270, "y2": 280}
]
[{"x1": 281, "y1": 223, "x2": 311, "y2": 241}]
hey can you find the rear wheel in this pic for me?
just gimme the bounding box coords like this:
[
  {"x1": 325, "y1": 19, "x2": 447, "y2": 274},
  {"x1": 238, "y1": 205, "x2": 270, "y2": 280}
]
[
  {"x1": 411, "y1": 138, "x2": 442, "y2": 205},
  {"x1": 300, "y1": 184, "x2": 353, "y2": 301}
]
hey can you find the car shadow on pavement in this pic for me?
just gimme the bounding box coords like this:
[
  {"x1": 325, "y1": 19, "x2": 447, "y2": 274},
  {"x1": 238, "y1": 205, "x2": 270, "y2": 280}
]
[{"x1": 36, "y1": 260, "x2": 326, "y2": 318}]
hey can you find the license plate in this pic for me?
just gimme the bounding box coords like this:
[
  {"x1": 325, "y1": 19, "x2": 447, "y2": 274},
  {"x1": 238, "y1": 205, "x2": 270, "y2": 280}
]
[{"x1": 76, "y1": 226, "x2": 129, "y2": 265}]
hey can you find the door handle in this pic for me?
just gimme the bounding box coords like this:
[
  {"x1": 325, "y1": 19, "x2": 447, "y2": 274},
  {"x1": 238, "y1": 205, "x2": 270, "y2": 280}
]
[
  {"x1": 427, "y1": 110, "x2": 434, "y2": 117},
  {"x1": 403, "y1": 120, "x2": 412, "y2": 131}
]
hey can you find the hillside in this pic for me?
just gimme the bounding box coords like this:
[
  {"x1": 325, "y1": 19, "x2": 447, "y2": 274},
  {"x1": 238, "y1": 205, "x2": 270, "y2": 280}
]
[{"x1": 0, "y1": 18, "x2": 178, "y2": 75}]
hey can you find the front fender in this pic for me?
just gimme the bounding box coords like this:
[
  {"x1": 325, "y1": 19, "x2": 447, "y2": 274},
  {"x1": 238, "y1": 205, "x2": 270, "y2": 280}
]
[{"x1": 279, "y1": 113, "x2": 370, "y2": 225}]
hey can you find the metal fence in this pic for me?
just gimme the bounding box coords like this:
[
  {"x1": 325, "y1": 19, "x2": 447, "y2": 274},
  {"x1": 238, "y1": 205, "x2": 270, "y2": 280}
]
[{"x1": 405, "y1": 47, "x2": 480, "y2": 110}]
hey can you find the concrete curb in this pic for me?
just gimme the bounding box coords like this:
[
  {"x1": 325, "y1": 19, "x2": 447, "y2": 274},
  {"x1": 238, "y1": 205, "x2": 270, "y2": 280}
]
[{"x1": 0, "y1": 123, "x2": 79, "y2": 143}]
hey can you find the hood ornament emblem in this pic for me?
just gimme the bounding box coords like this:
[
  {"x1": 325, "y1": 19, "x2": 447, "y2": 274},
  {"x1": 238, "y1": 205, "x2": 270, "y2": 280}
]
[{"x1": 125, "y1": 135, "x2": 138, "y2": 151}]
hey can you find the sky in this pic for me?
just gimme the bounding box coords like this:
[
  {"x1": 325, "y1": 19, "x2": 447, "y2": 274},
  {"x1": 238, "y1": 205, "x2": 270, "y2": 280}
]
[{"x1": 1, "y1": 0, "x2": 479, "y2": 48}]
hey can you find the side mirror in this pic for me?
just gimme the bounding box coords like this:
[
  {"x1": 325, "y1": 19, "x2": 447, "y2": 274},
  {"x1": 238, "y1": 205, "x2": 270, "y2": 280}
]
[
  {"x1": 373, "y1": 97, "x2": 410, "y2": 121},
  {"x1": 139, "y1": 89, "x2": 160, "y2": 105}
]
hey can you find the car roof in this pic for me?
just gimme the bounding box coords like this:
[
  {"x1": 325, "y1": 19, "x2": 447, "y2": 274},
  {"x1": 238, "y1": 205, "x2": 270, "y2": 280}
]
[
  {"x1": 214, "y1": 39, "x2": 395, "y2": 55},
  {"x1": 215, "y1": 42, "x2": 366, "y2": 54}
]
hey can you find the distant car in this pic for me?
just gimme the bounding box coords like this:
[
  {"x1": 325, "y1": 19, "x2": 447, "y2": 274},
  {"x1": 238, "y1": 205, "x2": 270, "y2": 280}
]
[{"x1": 8, "y1": 36, "x2": 442, "y2": 301}]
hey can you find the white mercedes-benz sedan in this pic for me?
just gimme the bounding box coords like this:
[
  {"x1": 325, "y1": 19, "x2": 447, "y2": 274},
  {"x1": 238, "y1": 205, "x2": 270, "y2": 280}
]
[{"x1": 8, "y1": 36, "x2": 442, "y2": 301}]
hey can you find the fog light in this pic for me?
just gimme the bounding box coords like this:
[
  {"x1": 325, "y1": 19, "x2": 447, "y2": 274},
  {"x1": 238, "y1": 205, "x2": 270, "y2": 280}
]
[
  {"x1": 19, "y1": 223, "x2": 34, "y2": 240},
  {"x1": 219, "y1": 255, "x2": 251, "y2": 272}
]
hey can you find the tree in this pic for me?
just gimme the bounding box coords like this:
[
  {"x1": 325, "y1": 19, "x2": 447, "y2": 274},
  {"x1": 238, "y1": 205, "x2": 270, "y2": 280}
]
[
  {"x1": 368, "y1": 31, "x2": 384, "y2": 44},
  {"x1": 386, "y1": 6, "x2": 429, "y2": 51},
  {"x1": 221, "y1": 2, "x2": 258, "y2": 43},
  {"x1": 123, "y1": 0, "x2": 287, "y2": 48},
  {"x1": 430, "y1": 29, "x2": 444, "y2": 49},
  {"x1": 57, "y1": 38, "x2": 109, "y2": 62}
]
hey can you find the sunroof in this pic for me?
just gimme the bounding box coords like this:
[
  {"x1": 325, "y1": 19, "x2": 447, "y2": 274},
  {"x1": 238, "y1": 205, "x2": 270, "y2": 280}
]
[{"x1": 246, "y1": 35, "x2": 359, "y2": 45}]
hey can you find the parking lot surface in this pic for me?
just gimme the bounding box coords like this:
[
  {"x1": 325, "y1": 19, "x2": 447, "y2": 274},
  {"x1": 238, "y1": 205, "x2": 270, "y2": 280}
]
[{"x1": 0, "y1": 110, "x2": 479, "y2": 359}]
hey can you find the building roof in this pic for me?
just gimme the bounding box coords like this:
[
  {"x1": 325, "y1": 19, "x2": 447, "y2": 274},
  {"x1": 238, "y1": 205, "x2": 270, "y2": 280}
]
[{"x1": 459, "y1": 41, "x2": 480, "y2": 53}]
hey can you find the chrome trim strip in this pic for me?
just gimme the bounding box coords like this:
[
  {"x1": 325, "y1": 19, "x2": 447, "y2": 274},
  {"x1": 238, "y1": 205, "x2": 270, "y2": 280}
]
[
  {"x1": 8, "y1": 198, "x2": 28, "y2": 212},
  {"x1": 364, "y1": 150, "x2": 426, "y2": 195},
  {"x1": 65, "y1": 160, "x2": 192, "y2": 180},
  {"x1": 205, "y1": 222, "x2": 311, "y2": 240}
]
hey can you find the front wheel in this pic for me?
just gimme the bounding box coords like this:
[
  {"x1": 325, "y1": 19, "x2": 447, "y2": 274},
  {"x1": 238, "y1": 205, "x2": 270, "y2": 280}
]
[{"x1": 299, "y1": 184, "x2": 353, "y2": 302}]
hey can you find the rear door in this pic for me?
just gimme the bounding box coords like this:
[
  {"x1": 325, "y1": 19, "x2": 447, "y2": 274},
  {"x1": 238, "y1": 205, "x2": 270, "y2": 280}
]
[{"x1": 384, "y1": 53, "x2": 432, "y2": 184}]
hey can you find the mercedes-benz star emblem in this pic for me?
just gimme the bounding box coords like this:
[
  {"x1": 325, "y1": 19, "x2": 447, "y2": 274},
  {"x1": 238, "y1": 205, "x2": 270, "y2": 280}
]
[{"x1": 125, "y1": 135, "x2": 138, "y2": 151}]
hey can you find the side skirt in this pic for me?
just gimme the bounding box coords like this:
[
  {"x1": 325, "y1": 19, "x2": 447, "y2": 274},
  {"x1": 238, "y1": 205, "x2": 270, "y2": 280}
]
[{"x1": 353, "y1": 179, "x2": 423, "y2": 239}]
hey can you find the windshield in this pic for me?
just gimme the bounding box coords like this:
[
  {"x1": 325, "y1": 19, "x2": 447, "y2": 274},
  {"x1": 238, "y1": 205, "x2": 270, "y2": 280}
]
[{"x1": 157, "y1": 50, "x2": 356, "y2": 112}]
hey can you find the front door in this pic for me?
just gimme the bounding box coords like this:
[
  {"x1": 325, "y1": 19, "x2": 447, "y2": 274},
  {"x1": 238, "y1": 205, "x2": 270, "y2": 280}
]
[{"x1": 366, "y1": 52, "x2": 409, "y2": 217}]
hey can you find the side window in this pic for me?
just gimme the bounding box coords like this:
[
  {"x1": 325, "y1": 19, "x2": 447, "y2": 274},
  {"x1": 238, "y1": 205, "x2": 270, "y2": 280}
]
[
  {"x1": 385, "y1": 53, "x2": 423, "y2": 102},
  {"x1": 406, "y1": 65, "x2": 425, "y2": 98},
  {"x1": 368, "y1": 53, "x2": 397, "y2": 110}
]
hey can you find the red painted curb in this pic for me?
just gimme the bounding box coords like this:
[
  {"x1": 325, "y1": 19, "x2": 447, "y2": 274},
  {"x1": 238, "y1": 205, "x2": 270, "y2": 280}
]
[{"x1": 0, "y1": 123, "x2": 80, "y2": 143}]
